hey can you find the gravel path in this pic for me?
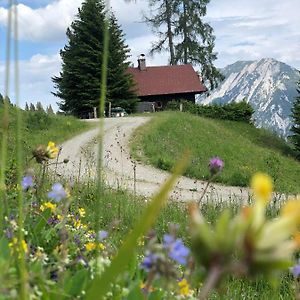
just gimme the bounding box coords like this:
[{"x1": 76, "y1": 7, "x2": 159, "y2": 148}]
[{"x1": 54, "y1": 116, "x2": 251, "y2": 202}]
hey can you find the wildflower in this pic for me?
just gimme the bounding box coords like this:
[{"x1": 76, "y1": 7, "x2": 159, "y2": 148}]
[
  {"x1": 9, "y1": 238, "x2": 28, "y2": 253},
  {"x1": 291, "y1": 259, "x2": 300, "y2": 278},
  {"x1": 73, "y1": 219, "x2": 81, "y2": 229},
  {"x1": 46, "y1": 141, "x2": 59, "y2": 159},
  {"x1": 21, "y1": 176, "x2": 34, "y2": 191},
  {"x1": 98, "y1": 243, "x2": 105, "y2": 250},
  {"x1": 178, "y1": 278, "x2": 190, "y2": 296},
  {"x1": 48, "y1": 183, "x2": 68, "y2": 202},
  {"x1": 209, "y1": 157, "x2": 224, "y2": 175},
  {"x1": 85, "y1": 242, "x2": 96, "y2": 252},
  {"x1": 281, "y1": 198, "x2": 300, "y2": 225},
  {"x1": 141, "y1": 253, "x2": 158, "y2": 271},
  {"x1": 40, "y1": 202, "x2": 56, "y2": 213},
  {"x1": 98, "y1": 230, "x2": 108, "y2": 241},
  {"x1": 251, "y1": 173, "x2": 273, "y2": 203},
  {"x1": 163, "y1": 234, "x2": 190, "y2": 265},
  {"x1": 78, "y1": 208, "x2": 86, "y2": 218}
]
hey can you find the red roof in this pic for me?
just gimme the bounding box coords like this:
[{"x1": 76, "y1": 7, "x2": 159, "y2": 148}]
[{"x1": 127, "y1": 64, "x2": 207, "y2": 97}]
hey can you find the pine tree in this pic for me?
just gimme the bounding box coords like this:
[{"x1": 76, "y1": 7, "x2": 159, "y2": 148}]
[
  {"x1": 144, "y1": 0, "x2": 224, "y2": 90},
  {"x1": 36, "y1": 101, "x2": 45, "y2": 112},
  {"x1": 52, "y1": 0, "x2": 137, "y2": 116},
  {"x1": 144, "y1": 0, "x2": 177, "y2": 65},
  {"x1": 107, "y1": 13, "x2": 138, "y2": 112},
  {"x1": 174, "y1": 0, "x2": 224, "y2": 90},
  {"x1": 46, "y1": 105, "x2": 54, "y2": 114},
  {"x1": 291, "y1": 77, "x2": 300, "y2": 157},
  {"x1": 0, "y1": 93, "x2": 3, "y2": 105},
  {"x1": 25, "y1": 102, "x2": 29, "y2": 111},
  {"x1": 29, "y1": 103, "x2": 36, "y2": 112}
]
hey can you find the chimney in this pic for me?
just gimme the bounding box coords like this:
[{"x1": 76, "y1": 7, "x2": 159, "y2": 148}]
[{"x1": 138, "y1": 54, "x2": 146, "y2": 71}]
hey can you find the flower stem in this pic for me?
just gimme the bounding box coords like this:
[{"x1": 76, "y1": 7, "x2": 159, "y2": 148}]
[{"x1": 199, "y1": 265, "x2": 222, "y2": 300}]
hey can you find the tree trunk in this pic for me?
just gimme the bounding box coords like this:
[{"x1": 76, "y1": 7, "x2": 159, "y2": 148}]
[
  {"x1": 165, "y1": 0, "x2": 175, "y2": 65},
  {"x1": 183, "y1": 0, "x2": 188, "y2": 64}
]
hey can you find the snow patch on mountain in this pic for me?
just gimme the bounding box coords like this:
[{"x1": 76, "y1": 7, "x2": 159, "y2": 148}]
[{"x1": 199, "y1": 58, "x2": 299, "y2": 137}]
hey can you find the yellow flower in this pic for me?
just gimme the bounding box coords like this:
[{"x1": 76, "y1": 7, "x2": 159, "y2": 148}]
[
  {"x1": 85, "y1": 242, "x2": 96, "y2": 251},
  {"x1": 73, "y1": 219, "x2": 81, "y2": 229},
  {"x1": 98, "y1": 243, "x2": 105, "y2": 250},
  {"x1": 40, "y1": 202, "x2": 56, "y2": 213},
  {"x1": 9, "y1": 238, "x2": 28, "y2": 253},
  {"x1": 46, "y1": 141, "x2": 59, "y2": 159},
  {"x1": 78, "y1": 208, "x2": 86, "y2": 218},
  {"x1": 281, "y1": 198, "x2": 300, "y2": 225},
  {"x1": 178, "y1": 278, "x2": 190, "y2": 296},
  {"x1": 251, "y1": 173, "x2": 273, "y2": 203}
]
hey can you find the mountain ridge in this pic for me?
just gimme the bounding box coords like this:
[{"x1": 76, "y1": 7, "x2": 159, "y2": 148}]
[{"x1": 199, "y1": 58, "x2": 299, "y2": 137}]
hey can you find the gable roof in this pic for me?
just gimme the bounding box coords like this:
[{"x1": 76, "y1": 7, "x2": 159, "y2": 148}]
[{"x1": 127, "y1": 64, "x2": 207, "y2": 97}]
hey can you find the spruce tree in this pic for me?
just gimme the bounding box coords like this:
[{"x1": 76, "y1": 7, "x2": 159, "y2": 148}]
[
  {"x1": 36, "y1": 101, "x2": 45, "y2": 112},
  {"x1": 29, "y1": 103, "x2": 36, "y2": 112},
  {"x1": 52, "y1": 0, "x2": 137, "y2": 116},
  {"x1": 47, "y1": 105, "x2": 54, "y2": 114},
  {"x1": 25, "y1": 102, "x2": 29, "y2": 111},
  {"x1": 291, "y1": 77, "x2": 300, "y2": 157},
  {"x1": 107, "y1": 13, "x2": 138, "y2": 112},
  {"x1": 0, "y1": 93, "x2": 3, "y2": 105}
]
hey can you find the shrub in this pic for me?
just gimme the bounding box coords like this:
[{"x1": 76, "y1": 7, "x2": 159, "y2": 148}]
[
  {"x1": 166, "y1": 100, "x2": 254, "y2": 123},
  {"x1": 26, "y1": 111, "x2": 52, "y2": 130}
]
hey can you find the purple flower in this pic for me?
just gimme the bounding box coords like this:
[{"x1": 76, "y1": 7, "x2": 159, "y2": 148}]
[
  {"x1": 209, "y1": 157, "x2": 224, "y2": 175},
  {"x1": 21, "y1": 176, "x2": 34, "y2": 191},
  {"x1": 98, "y1": 230, "x2": 108, "y2": 241},
  {"x1": 48, "y1": 183, "x2": 67, "y2": 202},
  {"x1": 291, "y1": 260, "x2": 300, "y2": 277},
  {"x1": 141, "y1": 253, "x2": 158, "y2": 271},
  {"x1": 163, "y1": 234, "x2": 190, "y2": 265}
]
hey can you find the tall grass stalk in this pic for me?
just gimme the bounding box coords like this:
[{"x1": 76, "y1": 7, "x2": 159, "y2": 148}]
[
  {"x1": 13, "y1": 1, "x2": 28, "y2": 299},
  {"x1": 0, "y1": 0, "x2": 13, "y2": 233},
  {"x1": 95, "y1": 3, "x2": 110, "y2": 255}
]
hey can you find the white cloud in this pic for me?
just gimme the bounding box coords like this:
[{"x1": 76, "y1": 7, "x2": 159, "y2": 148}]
[
  {"x1": 0, "y1": 53, "x2": 61, "y2": 109},
  {"x1": 0, "y1": 0, "x2": 82, "y2": 41}
]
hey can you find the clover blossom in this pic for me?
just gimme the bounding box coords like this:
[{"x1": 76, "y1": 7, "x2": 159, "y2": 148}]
[
  {"x1": 21, "y1": 175, "x2": 34, "y2": 191},
  {"x1": 209, "y1": 157, "x2": 224, "y2": 175},
  {"x1": 48, "y1": 183, "x2": 68, "y2": 202},
  {"x1": 163, "y1": 234, "x2": 190, "y2": 265},
  {"x1": 98, "y1": 230, "x2": 108, "y2": 241}
]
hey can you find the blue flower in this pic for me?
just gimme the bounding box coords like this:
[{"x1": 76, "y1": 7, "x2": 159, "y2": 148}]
[
  {"x1": 21, "y1": 176, "x2": 34, "y2": 191},
  {"x1": 48, "y1": 183, "x2": 67, "y2": 202},
  {"x1": 291, "y1": 260, "x2": 300, "y2": 277},
  {"x1": 98, "y1": 230, "x2": 108, "y2": 241},
  {"x1": 163, "y1": 234, "x2": 190, "y2": 265},
  {"x1": 141, "y1": 253, "x2": 158, "y2": 271}
]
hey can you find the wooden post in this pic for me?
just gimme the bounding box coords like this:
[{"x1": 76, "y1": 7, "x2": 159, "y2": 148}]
[
  {"x1": 180, "y1": 103, "x2": 183, "y2": 112},
  {"x1": 93, "y1": 107, "x2": 97, "y2": 119},
  {"x1": 108, "y1": 102, "x2": 112, "y2": 118}
]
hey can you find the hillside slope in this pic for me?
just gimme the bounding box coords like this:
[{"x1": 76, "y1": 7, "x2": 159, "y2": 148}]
[
  {"x1": 131, "y1": 112, "x2": 300, "y2": 194},
  {"x1": 200, "y1": 58, "x2": 299, "y2": 137}
]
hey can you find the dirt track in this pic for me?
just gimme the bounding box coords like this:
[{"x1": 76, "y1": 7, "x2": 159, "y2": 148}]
[{"x1": 54, "y1": 117, "x2": 251, "y2": 202}]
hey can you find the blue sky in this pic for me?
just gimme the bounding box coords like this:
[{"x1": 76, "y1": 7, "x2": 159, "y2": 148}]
[{"x1": 0, "y1": 0, "x2": 299, "y2": 109}]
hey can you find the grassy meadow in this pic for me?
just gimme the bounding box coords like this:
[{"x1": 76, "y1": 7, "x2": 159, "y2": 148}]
[
  {"x1": 0, "y1": 108, "x2": 299, "y2": 299},
  {"x1": 131, "y1": 111, "x2": 300, "y2": 194}
]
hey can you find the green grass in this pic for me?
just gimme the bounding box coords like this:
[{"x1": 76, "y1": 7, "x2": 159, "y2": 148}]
[
  {"x1": 76, "y1": 183, "x2": 294, "y2": 299},
  {"x1": 131, "y1": 111, "x2": 300, "y2": 194},
  {"x1": 0, "y1": 107, "x2": 94, "y2": 156}
]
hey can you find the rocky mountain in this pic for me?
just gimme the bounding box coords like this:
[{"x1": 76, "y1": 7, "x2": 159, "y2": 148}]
[{"x1": 199, "y1": 58, "x2": 299, "y2": 137}]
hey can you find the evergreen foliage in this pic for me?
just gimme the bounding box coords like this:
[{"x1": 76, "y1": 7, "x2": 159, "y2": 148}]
[
  {"x1": 29, "y1": 103, "x2": 36, "y2": 111},
  {"x1": 46, "y1": 105, "x2": 54, "y2": 115},
  {"x1": 25, "y1": 102, "x2": 29, "y2": 111},
  {"x1": 290, "y1": 77, "x2": 300, "y2": 157},
  {"x1": 52, "y1": 0, "x2": 137, "y2": 117},
  {"x1": 36, "y1": 101, "x2": 45, "y2": 112},
  {"x1": 0, "y1": 93, "x2": 3, "y2": 105},
  {"x1": 145, "y1": 0, "x2": 224, "y2": 90}
]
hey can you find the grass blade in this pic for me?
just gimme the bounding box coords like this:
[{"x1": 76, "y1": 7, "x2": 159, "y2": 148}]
[{"x1": 86, "y1": 152, "x2": 190, "y2": 299}]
